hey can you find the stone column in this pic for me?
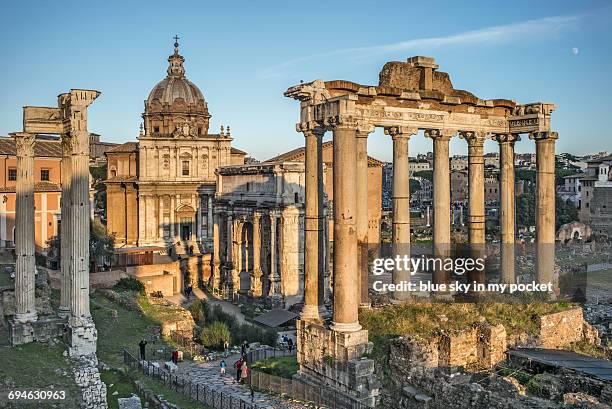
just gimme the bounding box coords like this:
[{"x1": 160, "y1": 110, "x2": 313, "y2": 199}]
[
  {"x1": 386, "y1": 126, "x2": 417, "y2": 302},
  {"x1": 207, "y1": 196, "x2": 213, "y2": 240},
  {"x1": 212, "y1": 209, "x2": 221, "y2": 289},
  {"x1": 426, "y1": 129, "x2": 453, "y2": 286},
  {"x1": 356, "y1": 125, "x2": 374, "y2": 307},
  {"x1": 495, "y1": 134, "x2": 519, "y2": 284},
  {"x1": 196, "y1": 195, "x2": 202, "y2": 243},
  {"x1": 60, "y1": 89, "x2": 100, "y2": 357},
  {"x1": 226, "y1": 212, "x2": 235, "y2": 295},
  {"x1": 158, "y1": 196, "x2": 164, "y2": 240},
  {"x1": 11, "y1": 132, "x2": 37, "y2": 323},
  {"x1": 59, "y1": 135, "x2": 73, "y2": 318},
  {"x1": 301, "y1": 126, "x2": 325, "y2": 321},
  {"x1": 462, "y1": 131, "x2": 486, "y2": 285},
  {"x1": 269, "y1": 211, "x2": 280, "y2": 296},
  {"x1": 169, "y1": 196, "x2": 176, "y2": 243},
  {"x1": 329, "y1": 117, "x2": 361, "y2": 333},
  {"x1": 250, "y1": 212, "x2": 263, "y2": 297},
  {"x1": 531, "y1": 132, "x2": 558, "y2": 286}
]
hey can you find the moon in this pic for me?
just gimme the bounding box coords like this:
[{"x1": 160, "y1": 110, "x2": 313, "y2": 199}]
[{"x1": 572, "y1": 47, "x2": 579, "y2": 55}]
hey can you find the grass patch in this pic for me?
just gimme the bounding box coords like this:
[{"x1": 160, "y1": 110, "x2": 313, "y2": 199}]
[
  {"x1": 360, "y1": 301, "x2": 574, "y2": 340},
  {"x1": 566, "y1": 340, "x2": 610, "y2": 359},
  {"x1": 251, "y1": 356, "x2": 298, "y2": 379},
  {"x1": 101, "y1": 368, "x2": 138, "y2": 409},
  {"x1": 0, "y1": 330, "x2": 81, "y2": 408}
]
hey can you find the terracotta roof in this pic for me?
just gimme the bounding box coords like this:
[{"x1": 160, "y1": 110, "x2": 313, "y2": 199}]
[
  {"x1": 266, "y1": 141, "x2": 384, "y2": 167},
  {"x1": 0, "y1": 136, "x2": 62, "y2": 157},
  {"x1": 106, "y1": 142, "x2": 138, "y2": 154},
  {"x1": 0, "y1": 181, "x2": 61, "y2": 193}
]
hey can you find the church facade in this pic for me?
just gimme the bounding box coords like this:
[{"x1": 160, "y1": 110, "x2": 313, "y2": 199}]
[{"x1": 105, "y1": 40, "x2": 245, "y2": 252}]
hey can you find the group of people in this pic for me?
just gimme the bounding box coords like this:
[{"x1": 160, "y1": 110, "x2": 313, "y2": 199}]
[
  {"x1": 219, "y1": 340, "x2": 250, "y2": 383},
  {"x1": 281, "y1": 334, "x2": 294, "y2": 352}
]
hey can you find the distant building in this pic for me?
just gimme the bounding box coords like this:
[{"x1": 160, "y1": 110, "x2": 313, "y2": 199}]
[
  {"x1": 579, "y1": 155, "x2": 612, "y2": 233},
  {"x1": 0, "y1": 136, "x2": 62, "y2": 252}
]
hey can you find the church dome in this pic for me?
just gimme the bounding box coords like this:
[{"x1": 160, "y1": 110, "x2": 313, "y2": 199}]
[
  {"x1": 147, "y1": 76, "x2": 205, "y2": 106},
  {"x1": 146, "y1": 39, "x2": 206, "y2": 107},
  {"x1": 143, "y1": 38, "x2": 211, "y2": 137}
]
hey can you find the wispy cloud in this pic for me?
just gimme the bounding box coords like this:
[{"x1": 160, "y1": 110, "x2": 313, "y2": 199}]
[{"x1": 258, "y1": 15, "x2": 580, "y2": 79}]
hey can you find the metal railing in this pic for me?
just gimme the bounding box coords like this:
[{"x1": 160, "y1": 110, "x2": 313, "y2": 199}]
[
  {"x1": 123, "y1": 348, "x2": 261, "y2": 409},
  {"x1": 248, "y1": 370, "x2": 372, "y2": 409}
]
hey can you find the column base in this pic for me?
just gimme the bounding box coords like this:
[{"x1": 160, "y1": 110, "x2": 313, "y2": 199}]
[
  {"x1": 295, "y1": 320, "x2": 380, "y2": 407},
  {"x1": 13, "y1": 311, "x2": 38, "y2": 324},
  {"x1": 330, "y1": 321, "x2": 362, "y2": 333},
  {"x1": 57, "y1": 307, "x2": 71, "y2": 319},
  {"x1": 67, "y1": 317, "x2": 98, "y2": 357},
  {"x1": 9, "y1": 320, "x2": 35, "y2": 345},
  {"x1": 300, "y1": 304, "x2": 322, "y2": 322}
]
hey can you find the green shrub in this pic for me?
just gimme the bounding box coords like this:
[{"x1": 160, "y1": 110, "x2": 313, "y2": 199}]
[
  {"x1": 189, "y1": 301, "x2": 206, "y2": 325},
  {"x1": 114, "y1": 277, "x2": 145, "y2": 294},
  {"x1": 200, "y1": 321, "x2": 231, "y2": 350}
]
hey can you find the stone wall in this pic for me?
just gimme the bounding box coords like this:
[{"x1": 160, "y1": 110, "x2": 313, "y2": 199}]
[
  {"x1": 181, "y1": 253, "x2": 211, "y2": 287},
  {"x1": 73, "y1": 355, "x2": 107, "y2": 409},
  {"x1": 125, "y1": 261, "x2": 182, "y2": 296},
  {"x1": 537, "y1": 307, "x2": 585, "y2": 348}
]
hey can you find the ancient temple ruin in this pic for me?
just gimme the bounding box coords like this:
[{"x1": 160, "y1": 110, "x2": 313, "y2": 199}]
[
  {"x1": 285, "y1": 56, "x2": 558, "y2": 406},
  {"x1": 9, "y1": 89, "x2": 100, "y2": 357}
]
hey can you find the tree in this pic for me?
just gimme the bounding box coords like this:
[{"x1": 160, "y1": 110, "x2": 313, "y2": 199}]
[
  {"x1": 556, "y1": 197, "x2": 578, "y2": 230},
  {"x1": 409, "y1": 179, "x2": 421, "y2": 193},
  {"x1": 47, "y1": 218, "x2": 115, "y2": 272},
  {"x1": 414, "y1": 170, "x2": 433, "y2": 182},
  {"x1": 516, "y1": 193, "x2": 535, "y2": 229}
]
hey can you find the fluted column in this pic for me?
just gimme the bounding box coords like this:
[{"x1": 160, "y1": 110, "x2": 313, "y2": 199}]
[
  {"x1": 329, "y1": 117, "x2": 361, "y2": 333},
  {"x1": 301, "y1": 125, "x2": 325, "y2": 321},
  {"x1": 11, "y1": 132, "x2": 37, "y2": 323},
  {"x1": 212, "y1": 209, "x2": 221, "y2": 289},
  {"x1": 59, "y1": 135, "x2": 73, "y2": 318},
  {"x1": 386, "y1": 126, "x2": 417, "y2": 302},
  {"x1": 356, "y1": 125, "x2": 374, "y2": 307},
  {"x1": 426, "y1": 129, "x2": 453, "y2": 286},
  {"x1": 250, "y1": 212, "x2": 263, "y2": 297},
  {"x1": 531, "y1": 131, "x2": 558, "y2": 286},
  {"x1": 495, "y1": 133, "x2": 519, "y2": 284},
  {"x1": 158, "y1": 196, "x2": 164, "y2": 240}
]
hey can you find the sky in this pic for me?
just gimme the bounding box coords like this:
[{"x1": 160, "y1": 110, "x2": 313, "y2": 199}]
[{"x1": 1, "y1": 0, "x2": 611, "y2": 162}]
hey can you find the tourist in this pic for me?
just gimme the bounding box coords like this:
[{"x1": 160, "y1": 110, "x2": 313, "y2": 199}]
[
  {"x1": 240, "y1": 361, "x2": 249, "y2": 384},
  {"x1": 287, "y1": 337, "x2": 294, "y2": 353},
  {"x1": 241, "y1": 340, "x2": 248, "y2": 357},
  {"x1": 234, "y1": 358, "x2": 243, "y2": 382},
  {"x1": 138, "y1": 339, "x2": 147, "y2": 361},
  {"x1": 220, "y1": 359, "x2": 227, "y2": 375},
  {"x1": 188, "y1": 285, "x2": 193, "y2": 299},
  {"x1": 223, "y1": 340, "x2": 230, "y2": 356},
  {"x1": 171, "y1": 350, "x2": 178, "y2": 365}
]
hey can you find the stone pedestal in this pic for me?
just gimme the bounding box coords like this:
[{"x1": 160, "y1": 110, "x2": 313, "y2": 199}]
[
  {"x1": 67, "y1": 320, "x2": 98, "y2": 357},
  {"x1": 295, "y1": 320, "x2": 380, "y2": 407}
]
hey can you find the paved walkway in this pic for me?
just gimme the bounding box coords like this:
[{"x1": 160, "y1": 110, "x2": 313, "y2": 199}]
[{"x1": 174, "y1": 353, "x2": 309, "y2": 409}]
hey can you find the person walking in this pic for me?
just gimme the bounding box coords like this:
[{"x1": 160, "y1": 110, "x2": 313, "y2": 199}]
[
  {"x1": 138, "y1": 339, "x2": 147, "y2": 361},
  {"x1": 240, "y1": 361, "x2": 249, "y2": 384},
  {"x1": 234, "y1": 358, "x2": 243, "y2": 383},
  {"x1": 220, "y1": 359, "x2": 227, "y2": 375},
  {"x1": 223, "y1": 340, "x2": 230, "y2": 357},
  {"x1": 287, "y1": 337, "x2": 294, "y2": 353}
]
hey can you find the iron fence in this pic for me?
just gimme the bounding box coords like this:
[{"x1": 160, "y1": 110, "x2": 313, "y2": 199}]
[
  {"x1": 248, "y1": 370, "x2": 372, "y2": 409},
  {"x1": 123, "y1": 348, "x2": 261, "y2": 409}
]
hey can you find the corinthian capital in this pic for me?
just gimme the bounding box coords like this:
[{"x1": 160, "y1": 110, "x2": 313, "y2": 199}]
[
  {"x1": 529, "y1": 131, "x2": 558, "y2": 141},
  {"x1": 492, "y1": 133, "x2": 521, "y2": 144},
  {"x1": 324, "y1": 115, "x2": 358, "y2": 131},
  {"x1": 424, "y1": 128, "x2": 456, "y2": 140},
  {"x1": 10, "y1": 132, "x2": 36, "y2": 157},
  {"x1": 297, "y1": 121, "x2": 326, "y2": 136},
  {"x1": 459, "y1": 130, "x2": 488, "y2": 146},
  {"x1": 384, "y1": 126, "x2": 418, "y2": 139}
]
